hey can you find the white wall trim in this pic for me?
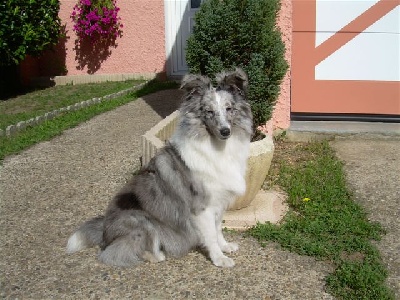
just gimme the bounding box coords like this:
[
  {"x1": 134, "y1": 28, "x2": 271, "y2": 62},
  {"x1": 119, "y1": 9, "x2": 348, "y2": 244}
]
[{"x1": 31, "y1": 73, "x2": 158, "y2": 86}]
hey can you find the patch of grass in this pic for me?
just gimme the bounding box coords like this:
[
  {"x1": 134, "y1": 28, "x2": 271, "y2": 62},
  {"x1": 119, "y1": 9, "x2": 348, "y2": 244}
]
[
  {"x1": 248, "y1": 140, "x2": 394, "y2": 300},
  {"x1": 0, "y1": 80, "x2": 146, "y2": 130},
  {"x1": 0, "y1": 80, "x2": 178, "y2": 161}
]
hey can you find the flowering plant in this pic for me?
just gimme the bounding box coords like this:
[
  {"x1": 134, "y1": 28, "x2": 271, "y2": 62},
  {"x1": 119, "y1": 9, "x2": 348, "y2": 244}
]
[{"x1": 71, "y1": 0, "x2": 123, "y2": 39}]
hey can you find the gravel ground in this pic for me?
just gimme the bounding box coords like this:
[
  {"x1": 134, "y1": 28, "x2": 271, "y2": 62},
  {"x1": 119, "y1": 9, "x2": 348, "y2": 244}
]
[
  {"x1": 331, "y1": 138, "x2": 400, "y2": 299},
  {"x1": 0, "y1": 89, "x2": 396, "y2": 299}
]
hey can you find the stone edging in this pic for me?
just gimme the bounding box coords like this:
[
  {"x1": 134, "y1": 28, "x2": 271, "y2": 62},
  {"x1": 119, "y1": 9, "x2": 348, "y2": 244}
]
[{"x1": 1, "y1": 81, "x2": 148, "y2": 138}]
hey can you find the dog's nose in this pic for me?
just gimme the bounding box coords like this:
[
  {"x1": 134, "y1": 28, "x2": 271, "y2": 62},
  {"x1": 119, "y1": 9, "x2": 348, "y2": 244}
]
[{"x1": 220, "y1": 127, "x2": 231, "y2": 137}]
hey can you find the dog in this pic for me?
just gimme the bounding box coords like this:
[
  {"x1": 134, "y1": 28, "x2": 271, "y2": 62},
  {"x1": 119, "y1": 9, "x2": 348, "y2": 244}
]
[{"x1": 66, "y1": 68, "x2": 253, "y2": 268}]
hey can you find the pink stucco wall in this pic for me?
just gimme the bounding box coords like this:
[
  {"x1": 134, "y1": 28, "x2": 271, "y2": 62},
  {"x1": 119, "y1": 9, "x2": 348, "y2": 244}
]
[
  {"x1": 20, "y1": 0, "x2": 291, "y2": 131},
  {"x1": 262, "y1": 0, "x2": 292, "y2": 133},
  {"x1": 60, "y1": 0, "x2": 166, "y2": 75}
]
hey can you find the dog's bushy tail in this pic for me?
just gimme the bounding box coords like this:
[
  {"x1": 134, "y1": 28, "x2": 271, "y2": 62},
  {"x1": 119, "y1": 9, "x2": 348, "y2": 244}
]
[
  {"x1": 66, "y1": 216, "x2": 104, "y2": 254},
  {"x1": 66, "y1": 215, "x2": 146, "y2": 267}
]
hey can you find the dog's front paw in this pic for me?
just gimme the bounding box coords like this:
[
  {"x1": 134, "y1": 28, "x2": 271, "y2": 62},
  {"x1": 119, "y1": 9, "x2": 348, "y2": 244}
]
[
  {"x1": 212, "y1": 255, "x2": 235, "y2": 268},
  {"x1": 221, "y1": 242, "x2": 239, "y2": 254}
]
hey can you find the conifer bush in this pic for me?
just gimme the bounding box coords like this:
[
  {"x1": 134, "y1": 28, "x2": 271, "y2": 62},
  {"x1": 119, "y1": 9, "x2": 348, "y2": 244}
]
[{"x1": 186, "y1": 0, "x2": 288, "y2": 131}]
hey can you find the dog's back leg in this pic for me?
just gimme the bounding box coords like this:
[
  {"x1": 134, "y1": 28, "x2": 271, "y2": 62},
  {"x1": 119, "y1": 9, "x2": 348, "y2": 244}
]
[
  {"x1": 99, "y1": 229, "x2": 146, "y2": 267},
  {"x1": 146, "y1": 230, "x2": 166, "y2": 262},
  {"x1": 100, "y1": 224, "x2": 165, "y2": 267}
]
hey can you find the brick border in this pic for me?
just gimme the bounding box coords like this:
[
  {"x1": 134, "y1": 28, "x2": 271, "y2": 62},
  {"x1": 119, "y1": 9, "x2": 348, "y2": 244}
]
[
  {"x1": 31, "y1": 73, "x2": 159, "y2": 87},
  {"x1": 1, "y1": 82, "x2": 148, "y2": 138}
]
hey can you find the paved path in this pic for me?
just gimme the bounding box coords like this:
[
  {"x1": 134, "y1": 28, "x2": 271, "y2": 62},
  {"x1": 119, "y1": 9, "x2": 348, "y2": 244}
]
[
  {"x1": 331, "y1": 139, "x2": 400, "y2": 299},
  {"x1": 0, "y1": 89, "x2": 397, "y2": 299}
]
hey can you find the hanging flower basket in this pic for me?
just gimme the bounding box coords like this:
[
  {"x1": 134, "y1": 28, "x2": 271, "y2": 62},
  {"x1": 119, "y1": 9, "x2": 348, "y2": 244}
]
[{"x1": 71, "y1": 0, "x2": 123, "y2": 40}]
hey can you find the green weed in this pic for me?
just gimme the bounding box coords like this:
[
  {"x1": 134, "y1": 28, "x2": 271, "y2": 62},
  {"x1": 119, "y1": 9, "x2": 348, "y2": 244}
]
[{"x1": 248, "y1": 141, "x2": 394, "y2": 299}]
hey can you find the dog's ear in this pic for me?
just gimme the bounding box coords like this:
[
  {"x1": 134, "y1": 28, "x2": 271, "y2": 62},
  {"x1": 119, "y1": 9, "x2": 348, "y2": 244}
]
[
  {"x1": 215, "y1": 68, "x2": 248, "y2": 94},
  {"x1": 180, "y1": 74, "x2": 211, "y2": 98}
]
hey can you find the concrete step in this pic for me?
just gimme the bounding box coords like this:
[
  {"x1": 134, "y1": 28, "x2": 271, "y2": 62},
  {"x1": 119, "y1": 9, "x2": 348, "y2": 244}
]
[{"x1": 286, "y1": 121, "x2": 400, "y2": 142}]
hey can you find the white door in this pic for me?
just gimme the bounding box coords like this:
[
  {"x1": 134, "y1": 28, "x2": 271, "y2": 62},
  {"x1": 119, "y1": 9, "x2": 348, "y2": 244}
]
[{"x1": 164, "y1": 0, "x2": 203, "y2": 77}]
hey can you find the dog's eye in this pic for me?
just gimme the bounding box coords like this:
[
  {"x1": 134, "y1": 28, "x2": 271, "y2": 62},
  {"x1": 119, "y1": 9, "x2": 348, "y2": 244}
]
[
  {"x1": 207, "y1": 110, "x2": 214, "y2": 116},
  {"x1": 226, "y1": 107, "x2": 232, "y2": 112}
]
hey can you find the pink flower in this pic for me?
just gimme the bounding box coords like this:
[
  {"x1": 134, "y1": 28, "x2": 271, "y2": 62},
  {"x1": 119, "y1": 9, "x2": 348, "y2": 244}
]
[{"x1": 71, "y1": 0, "x2": 123, "y2": 39}]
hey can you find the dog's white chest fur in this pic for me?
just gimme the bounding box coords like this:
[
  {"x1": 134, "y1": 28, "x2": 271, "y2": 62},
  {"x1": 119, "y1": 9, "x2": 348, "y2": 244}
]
[{"x1": 171, "y1": 133, "x2": 250, "y2": 208}]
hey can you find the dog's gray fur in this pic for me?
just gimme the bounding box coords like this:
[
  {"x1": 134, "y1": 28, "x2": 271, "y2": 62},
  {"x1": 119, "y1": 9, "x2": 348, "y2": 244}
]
[{"x1": 67, "y1": 68, "x2": 253, "y2": 267}]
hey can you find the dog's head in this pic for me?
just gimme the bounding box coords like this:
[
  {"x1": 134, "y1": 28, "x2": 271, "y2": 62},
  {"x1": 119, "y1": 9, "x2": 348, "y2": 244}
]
[{"x1": 180, "y1": 68, "x2": 252, "y2": 140}]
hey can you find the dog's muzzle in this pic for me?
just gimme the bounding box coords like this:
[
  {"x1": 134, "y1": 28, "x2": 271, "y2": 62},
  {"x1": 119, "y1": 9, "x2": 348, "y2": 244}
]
[{"x1": 220, "y1": 127, "x2": 231, "y2": 138}]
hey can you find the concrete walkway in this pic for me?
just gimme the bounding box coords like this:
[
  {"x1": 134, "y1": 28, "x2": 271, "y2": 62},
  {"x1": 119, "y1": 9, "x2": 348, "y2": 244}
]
[
  {"x1": 331, "y1": 138, "x2": 400, "y2": 298},
  {"x1": 0, "y1": 89, "x2": 398, "y2": 299}
]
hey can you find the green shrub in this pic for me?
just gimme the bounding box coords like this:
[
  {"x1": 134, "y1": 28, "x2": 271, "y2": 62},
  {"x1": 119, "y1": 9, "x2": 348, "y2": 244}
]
[
  {"x1": 0, "y1": 0, "x2": 62, "y2": 66},
  {"x1": 186, "y1": 0, "x2": 288, "y2": 130}
]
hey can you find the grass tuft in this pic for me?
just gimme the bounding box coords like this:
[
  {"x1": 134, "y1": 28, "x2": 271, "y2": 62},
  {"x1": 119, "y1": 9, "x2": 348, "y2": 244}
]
[
  {"x1": 248, "y1": 140, "x2": 394, "y2": 299},
  {"x1": 0, "y1": 80, "x2": 178, "y2": 161},
  {"x1": 0, "y1": 80, "x2": 147, "y2": 130}
]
